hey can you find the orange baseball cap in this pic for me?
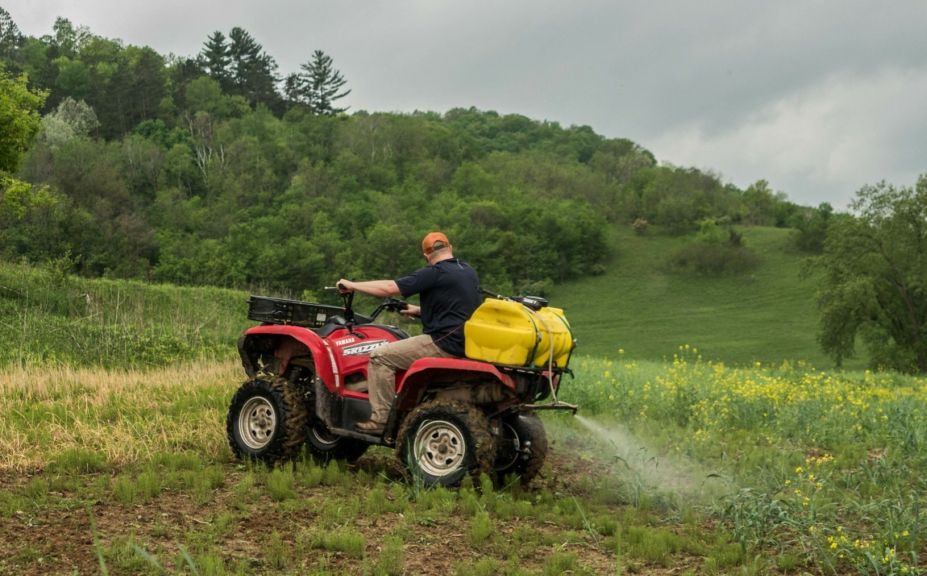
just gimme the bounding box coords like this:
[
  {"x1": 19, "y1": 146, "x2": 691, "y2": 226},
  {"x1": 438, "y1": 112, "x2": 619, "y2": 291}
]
[{"x1": 422, "y1": 232, "x2": 451, "y2": 254}]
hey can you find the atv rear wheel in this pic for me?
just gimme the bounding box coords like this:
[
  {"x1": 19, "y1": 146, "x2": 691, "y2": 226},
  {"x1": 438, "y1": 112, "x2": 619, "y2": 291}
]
[
  {"x1": 494, "y1": 413, "x2": 548, "y2": 486},
  {"x1": 397, "y1": 399, "x2": 495, "y2": 488},
  {"x1": 227, "y1": 377, "x2": 308, "y2": 465},
  {"x1": 306, "y1": 420, "x2": 368, "y2": 463}
]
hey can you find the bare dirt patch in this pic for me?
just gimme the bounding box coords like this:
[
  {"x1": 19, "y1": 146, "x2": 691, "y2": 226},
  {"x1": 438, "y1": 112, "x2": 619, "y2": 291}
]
[
  {"x1": 0, "y1": 452, "x2": 624, "y2": 575},
  {"x1": 0, "y1": 429, "x2": 724, "y2": 575}
]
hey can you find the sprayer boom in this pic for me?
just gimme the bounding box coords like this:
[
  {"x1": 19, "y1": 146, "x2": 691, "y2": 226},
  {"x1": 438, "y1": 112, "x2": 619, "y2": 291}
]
[{"x1": 524, "y1": 400, "x2": 578, "y2": 415}]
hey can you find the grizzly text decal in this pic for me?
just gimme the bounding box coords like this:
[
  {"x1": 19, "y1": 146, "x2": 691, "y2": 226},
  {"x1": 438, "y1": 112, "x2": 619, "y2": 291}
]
[{"x1": 342, "y1": 340, "x2": 388, "y2": 356}]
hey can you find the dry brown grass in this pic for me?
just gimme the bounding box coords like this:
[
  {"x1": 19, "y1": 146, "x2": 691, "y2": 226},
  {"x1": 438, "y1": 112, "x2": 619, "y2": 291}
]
[{"x1": 0, "y1": 360, "x2": 241, "y2": 472}]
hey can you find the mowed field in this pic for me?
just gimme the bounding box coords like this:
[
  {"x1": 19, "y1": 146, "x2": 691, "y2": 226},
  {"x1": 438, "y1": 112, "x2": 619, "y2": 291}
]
[{"x1": 551, "y1": 226, "x2": 861, "y2": 369}]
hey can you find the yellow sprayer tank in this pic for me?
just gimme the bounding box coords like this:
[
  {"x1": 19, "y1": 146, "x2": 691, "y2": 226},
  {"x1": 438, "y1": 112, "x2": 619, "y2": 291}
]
[{"x1": 464, "y1": 298, "x2": 575, "y2": 368}]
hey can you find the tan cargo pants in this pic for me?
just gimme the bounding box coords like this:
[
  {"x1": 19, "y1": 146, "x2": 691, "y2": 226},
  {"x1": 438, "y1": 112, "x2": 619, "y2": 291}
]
[{"x1": 367, "y1": 334, "x2": 454, "y2": 423}]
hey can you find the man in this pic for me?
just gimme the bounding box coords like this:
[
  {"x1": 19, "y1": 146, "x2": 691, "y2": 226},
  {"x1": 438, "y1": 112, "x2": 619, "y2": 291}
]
[{"x1": 337, "y1": 232, "x2": 481, "y2": 434}]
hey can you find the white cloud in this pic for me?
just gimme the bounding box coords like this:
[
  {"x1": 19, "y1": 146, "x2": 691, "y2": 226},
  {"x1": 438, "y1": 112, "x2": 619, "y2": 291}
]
[
  {"x1": 4, "y1": 0, "x2": 927, "y2": 209},
  {"x1": 650, "y1": 66, "x2": 927, "y2": 208}
]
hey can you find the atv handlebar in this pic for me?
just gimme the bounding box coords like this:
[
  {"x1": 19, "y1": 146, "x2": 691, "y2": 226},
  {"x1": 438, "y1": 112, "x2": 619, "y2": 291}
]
[
  {"x1": 323, "y1": 285, "x2": 409, "y2": 324},
  {"x1": 369, "y1": 298, "x2": 408, "y2": 320}
]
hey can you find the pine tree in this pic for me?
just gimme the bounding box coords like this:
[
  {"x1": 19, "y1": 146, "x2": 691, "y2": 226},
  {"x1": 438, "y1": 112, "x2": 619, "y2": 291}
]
[
  {"x1": 200, "y1": 31, "x2": 231, "y2": 91},
  {"x1": 298, "y1": 50, "x2": 350, "y2": 115},
  {"x1": 0, "y1": 6, "x2": 22, "y2": 61},
  {"x1": 227, "y1": 27, "x2": 279, "y2": 109},
  {"x1": 283, "y1": 72, "x2": 302, "y2": 105}
]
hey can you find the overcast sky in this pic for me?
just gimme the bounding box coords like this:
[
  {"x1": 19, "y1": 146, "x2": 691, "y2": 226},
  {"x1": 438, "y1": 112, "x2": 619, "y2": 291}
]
[{"x1": 6, "y1": 1, "x2": 927, "y2": 209}]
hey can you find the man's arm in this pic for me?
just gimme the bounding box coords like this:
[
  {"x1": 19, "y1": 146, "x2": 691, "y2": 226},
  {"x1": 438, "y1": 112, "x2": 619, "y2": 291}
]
[{"x1": 337, "y1": 279, "x2": 401, "y2": 298}]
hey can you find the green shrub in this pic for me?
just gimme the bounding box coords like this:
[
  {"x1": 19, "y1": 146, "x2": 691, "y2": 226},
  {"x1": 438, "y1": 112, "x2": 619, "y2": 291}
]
[{"x1": 670, "y1": 242, "x2": 758, "y2": 275}]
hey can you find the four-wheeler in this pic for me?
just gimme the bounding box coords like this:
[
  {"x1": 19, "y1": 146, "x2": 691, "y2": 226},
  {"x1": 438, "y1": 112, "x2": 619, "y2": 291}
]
[{"x1": 226, "y1": 288, "x2": 577, "y2": 487}]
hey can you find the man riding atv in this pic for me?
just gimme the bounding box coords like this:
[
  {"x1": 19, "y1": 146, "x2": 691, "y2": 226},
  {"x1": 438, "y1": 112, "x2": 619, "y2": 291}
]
[
  {"x1": 227, "y1": 231, "x2": 576, "y2": 487},
  {"x1": 336, "y1": 231, "x2": 480, "y2": 435}
]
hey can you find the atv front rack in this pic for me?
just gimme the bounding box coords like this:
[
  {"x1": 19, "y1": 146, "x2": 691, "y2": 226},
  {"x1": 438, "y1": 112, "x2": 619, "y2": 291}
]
[{"x1": 247, "y1": 295, "x2": 372, "y2": 329}]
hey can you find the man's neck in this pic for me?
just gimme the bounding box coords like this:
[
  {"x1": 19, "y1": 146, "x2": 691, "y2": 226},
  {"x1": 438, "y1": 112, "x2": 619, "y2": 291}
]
[{"x1": 428, "y1": 251, "x2": 454, "y2": 265}]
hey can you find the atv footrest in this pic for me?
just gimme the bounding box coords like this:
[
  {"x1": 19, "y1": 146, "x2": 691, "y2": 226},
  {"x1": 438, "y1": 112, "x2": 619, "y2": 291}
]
[{"x1": 328, "y1": 426, "x2": 390, "y2": 446}]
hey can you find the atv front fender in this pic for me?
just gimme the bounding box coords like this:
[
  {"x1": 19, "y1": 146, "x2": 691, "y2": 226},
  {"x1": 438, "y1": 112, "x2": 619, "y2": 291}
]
[{"x1": 238, "y1": 325, "x2": 336, "y2": 387}]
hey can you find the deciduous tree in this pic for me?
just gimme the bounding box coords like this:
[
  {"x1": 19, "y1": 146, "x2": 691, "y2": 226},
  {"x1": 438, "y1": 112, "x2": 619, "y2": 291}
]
[
  {"x1": 816, "y1": 177, "x2": 927, "y2": 372},
  {"x1": 37, "y1": 97, "x2": 99, "y2": 151},
  {"x1": 0, "y1": 65, "x2": 46, "y2": 173}
]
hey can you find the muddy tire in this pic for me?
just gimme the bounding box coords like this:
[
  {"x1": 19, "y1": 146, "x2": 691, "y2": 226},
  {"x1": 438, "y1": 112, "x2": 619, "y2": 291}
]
[
  {"x1": 227, "y1": 377, "x2": 308, "y2": 465},
  {"x1": 306, "y1": 420, "x2": 368, "y2": 463},
  {"x1": 494, "y1": 413, "x2": 548, "y2": 486},
  {"x1": 397, "y1": 399, "x2": 495, "y2": 488}
]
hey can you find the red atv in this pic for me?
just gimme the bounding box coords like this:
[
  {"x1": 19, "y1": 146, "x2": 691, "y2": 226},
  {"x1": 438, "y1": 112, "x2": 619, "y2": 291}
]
[{"x1": 227, "y1": 290, "x2": 576, "y2": 487}]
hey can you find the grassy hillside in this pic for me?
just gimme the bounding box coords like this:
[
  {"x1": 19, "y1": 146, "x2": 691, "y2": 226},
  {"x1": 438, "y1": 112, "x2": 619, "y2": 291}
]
[
  {"x1": 2, "y1": 226, "x2": 859, "y2": 370},
  {"x1": 550, "y1": 225, "x2": 863, "y2": 369}
]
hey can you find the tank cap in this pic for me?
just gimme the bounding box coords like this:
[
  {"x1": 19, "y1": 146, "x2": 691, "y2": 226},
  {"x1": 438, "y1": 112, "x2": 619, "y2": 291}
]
[{"x1": 518, "y1": 296, "x2": 548, "y2": 311}]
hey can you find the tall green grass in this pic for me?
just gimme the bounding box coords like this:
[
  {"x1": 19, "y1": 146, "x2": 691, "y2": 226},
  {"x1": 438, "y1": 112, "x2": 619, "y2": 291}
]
[
  {"x1": 562, "y1": 352, "x2": 927, "y2": 574},
  {"x1": 0, "y1": 260, "x2": 248, "y2": 368}
]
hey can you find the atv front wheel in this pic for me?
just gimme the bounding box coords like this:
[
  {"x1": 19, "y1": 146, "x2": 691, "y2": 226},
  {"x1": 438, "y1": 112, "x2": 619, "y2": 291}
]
[
  {"x1": 493, "y1": 412, "x2": 548, "y2": 486},
  {"x1": 306, "y1": 420, "x2": 368, "y2": 463},
  {"x1": 397, "y1": 400, "x2": 495, "y2": 488},
  {"x1": 227, "y1": 377, "x2": 308, "y2": 465}
]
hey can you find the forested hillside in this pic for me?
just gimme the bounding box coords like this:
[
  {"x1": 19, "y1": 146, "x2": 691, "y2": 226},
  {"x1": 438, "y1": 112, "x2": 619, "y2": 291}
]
[{"x1": 0, "y1": 9, "x2": 830, "y2": 295}]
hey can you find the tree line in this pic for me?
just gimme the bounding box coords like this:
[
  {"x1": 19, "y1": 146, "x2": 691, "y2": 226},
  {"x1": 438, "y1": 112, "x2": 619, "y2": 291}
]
[
  {"x1": 12, "y1": 9, "x2": 926, "y2": 375},
  {"x1": 0, "y1": 9, "x2": 816, "y2": 291}
]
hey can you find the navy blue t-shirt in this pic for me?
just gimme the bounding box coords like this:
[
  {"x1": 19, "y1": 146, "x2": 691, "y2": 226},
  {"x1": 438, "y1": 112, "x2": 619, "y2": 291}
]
[{"x1": 394, "y1": 258, "x2": 481, "y2": 356}]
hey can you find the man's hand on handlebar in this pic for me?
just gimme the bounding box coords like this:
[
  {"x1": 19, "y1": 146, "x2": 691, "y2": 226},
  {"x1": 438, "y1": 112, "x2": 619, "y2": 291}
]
[
  {"x1": 336, "y1": 279, "x2": 354, "y2": 294},
  {"x1": 400, "y1": 304, "x2": 421, "y2": 317}
]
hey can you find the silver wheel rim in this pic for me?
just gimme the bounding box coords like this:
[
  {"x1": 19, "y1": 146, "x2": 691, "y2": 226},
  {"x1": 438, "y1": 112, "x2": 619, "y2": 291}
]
[
  {"x1": 413, "y1": 419, "x2": 467, "y2": 477},
  {"x1": 310, "y1": 424, "x2": 338, "y2": 448},
  {"x1": 238, "y1": 396, "x2": 277, "y2": 450}
]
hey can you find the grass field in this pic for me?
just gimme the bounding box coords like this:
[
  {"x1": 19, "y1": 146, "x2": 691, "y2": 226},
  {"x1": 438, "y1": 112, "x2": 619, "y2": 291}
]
[
  {"x1": 0, "y1": 361, "x2": 732, "y2": 575},
  {"x1": 1, "y1": 230, "x2": 914, "y2": 574},
  {"x1": 550, "y1": 226, "x2": 863, "y2": 369},
  {"x1": 1, "y1": 355, "x2": 924, "y2": 574}
]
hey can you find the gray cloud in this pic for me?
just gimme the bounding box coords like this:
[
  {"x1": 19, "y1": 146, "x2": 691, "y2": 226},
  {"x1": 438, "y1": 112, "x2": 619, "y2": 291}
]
[{"x1": 6, "y1": 0, "x2": 927, "y2": 208}]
